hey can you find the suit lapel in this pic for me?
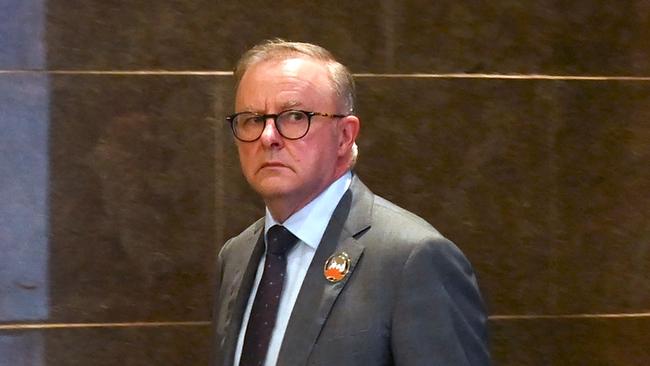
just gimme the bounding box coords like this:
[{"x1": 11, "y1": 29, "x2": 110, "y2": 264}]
[
  {"x1": 219, "y1": 222, "x2": 265, "y2": 366},
  {"x1": 276, "y1": 176, "x2": 374, "y2": 365}
]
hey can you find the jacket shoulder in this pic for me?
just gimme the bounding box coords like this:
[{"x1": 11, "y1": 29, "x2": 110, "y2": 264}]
[
  {"x1": 219, "y1": 217, "x2": 264, "y2": 257},
  {"x1": 371, "y1": 194, "x2": 443, "y2": 240}
]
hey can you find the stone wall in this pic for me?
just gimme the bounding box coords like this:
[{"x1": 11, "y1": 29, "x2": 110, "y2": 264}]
[{"x1": 1, "y1": 1, "x2": 649, "y2": 364}]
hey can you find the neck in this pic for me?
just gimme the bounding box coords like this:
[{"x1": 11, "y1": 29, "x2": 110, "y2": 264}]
[
  {"x1": 265, "y1": 186, "x2": 326, "y2": 223},
  {"x1": 265, "y1": 169, "x2": 349, "y2": 223},
  {"x1": 265, "y1": 199, "x2": 301, "y2": 224}
]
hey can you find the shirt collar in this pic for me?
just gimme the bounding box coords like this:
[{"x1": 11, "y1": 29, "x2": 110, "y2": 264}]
[{"x1": 264, "y1": 171, "x2": 352, "y2": 249}]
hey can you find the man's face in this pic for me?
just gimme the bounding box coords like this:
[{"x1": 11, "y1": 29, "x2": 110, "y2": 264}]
[{"x1": 234, "y1": 57, "x2": 350, "y2": 217}]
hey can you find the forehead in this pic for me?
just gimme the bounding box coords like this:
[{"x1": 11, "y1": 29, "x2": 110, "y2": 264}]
[{"x1": 235, "y1": 57, "x2": 336, "y2": 110}]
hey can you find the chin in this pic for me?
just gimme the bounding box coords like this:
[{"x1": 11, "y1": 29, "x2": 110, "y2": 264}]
[{"x1": 251, "y1": 181, "x2": 294, "y2": 200}]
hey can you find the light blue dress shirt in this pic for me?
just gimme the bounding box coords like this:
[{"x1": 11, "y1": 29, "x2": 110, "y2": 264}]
[{"x1": 233, "y1": 171, "x2": 352, "y2": 366}]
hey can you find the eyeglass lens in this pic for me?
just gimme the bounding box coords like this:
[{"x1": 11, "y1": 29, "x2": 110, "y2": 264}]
[{"x1": 233, "y1": 110, "x2": 310, "y2": 141}]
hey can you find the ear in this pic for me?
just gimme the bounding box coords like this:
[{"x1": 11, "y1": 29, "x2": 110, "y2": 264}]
[{"x1": 337, "y1": 115, "x2": 360, "y2": 157}]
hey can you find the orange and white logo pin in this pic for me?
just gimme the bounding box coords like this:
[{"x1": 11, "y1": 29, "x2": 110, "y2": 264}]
[{"x1": 324, "y1": 252, "x2": 350, "y2": 283}]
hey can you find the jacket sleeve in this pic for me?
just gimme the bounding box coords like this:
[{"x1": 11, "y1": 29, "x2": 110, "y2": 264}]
[
  {"x1": 210, "y1": 238, "x2": 231, "y2": 366},
  {"x1": 390, "y1": 237, "x2": 491, "y2": 365}
]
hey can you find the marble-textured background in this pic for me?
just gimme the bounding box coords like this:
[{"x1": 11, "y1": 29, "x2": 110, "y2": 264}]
[{"x1": 1, "y1": 1, "x2": 649, "y2": 365}]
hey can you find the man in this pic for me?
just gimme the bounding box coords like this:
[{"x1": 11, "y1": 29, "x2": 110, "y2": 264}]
[{"x1": 212, "y1": 39, "x2": 490, "y2": 366}]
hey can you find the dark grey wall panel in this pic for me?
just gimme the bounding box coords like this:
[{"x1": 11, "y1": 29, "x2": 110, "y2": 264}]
[
  {"x1": 46, "y1": 1, "x2": 218, "y2": 70},
  {"x1": 354, "y1": 77, "x2": 650, "y2": 315},
  {"x1": 46, "y1": 1, "x2": 650, "y2": 75},
  {"x1": 47, "y1": 75, "x2": 218, "y2": 322},
  {"x1": 491, "y1": 317, "x2": 650, "y2": 365},
  {"x1": 1, "y1": 325, "x2": 209, "y2": 366}
]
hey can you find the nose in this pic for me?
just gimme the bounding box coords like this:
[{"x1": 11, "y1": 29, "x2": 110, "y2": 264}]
[{"x1": 259, "y1": 117, "x2": 283, "y2": 148}]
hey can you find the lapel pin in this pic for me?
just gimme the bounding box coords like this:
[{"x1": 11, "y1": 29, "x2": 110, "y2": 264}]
[{"x1": 324, "y1": 252, "x2": 350, "y2": 283}]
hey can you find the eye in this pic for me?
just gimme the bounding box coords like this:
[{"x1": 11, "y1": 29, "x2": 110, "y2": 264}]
[
  {"x1": 281, "y1": 110, "x2": 307, "y2": 123},
  {"x1": 239, "y1": 114, "x2": 265, "y2": 127},
  {"x1": 288, "y1": 111, "x2": 305, "y2": 120}
]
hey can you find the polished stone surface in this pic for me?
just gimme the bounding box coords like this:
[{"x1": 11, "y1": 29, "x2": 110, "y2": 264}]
[
  {"x1": 3, "y1": 0, "x2": 650, "y2": 364},
  {"x1": 0, "y1": 331, "x2": 44, "y2": 366},
  {"x1": 46, "y1": 74, "x2": 218, "y2": 322},
  {"x1": 491, "y1": 317, "x2": 650, "y2": 365},
  {"x1": 393, "y1": 1, "x2": 650, "y2": 75},
  {"x1": 44, "y1": 1, "x2": 650, "y2": 74},
  {"x1": 353, "y1": 77, "x2": 650, "y2": 315},
  {"x1": 46, "y1": 1, "x2": 218, "y2": 70},
  {"x1": 0, "y1": 74, "x2": 49, "y2": 322},
  {"x1": 0, "y1": 325, "x2": 209, "y2": 366},
  {"x1": 0, "y1": 0, "x2": 45, "y2": 69}
]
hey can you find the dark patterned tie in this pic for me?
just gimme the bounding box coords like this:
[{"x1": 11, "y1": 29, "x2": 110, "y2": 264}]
[{"x1": 240, "y1": 225, "x2": 298, "y2": 366}]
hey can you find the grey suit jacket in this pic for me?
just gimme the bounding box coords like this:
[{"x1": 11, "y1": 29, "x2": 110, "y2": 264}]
[{"x1": 211, "y1": 176, "x2": 490, "y2": 366}]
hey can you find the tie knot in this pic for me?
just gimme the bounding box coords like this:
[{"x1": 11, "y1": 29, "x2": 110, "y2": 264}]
[{"x1": 266, "y1": 225, "x2": 298, "y2": 255}]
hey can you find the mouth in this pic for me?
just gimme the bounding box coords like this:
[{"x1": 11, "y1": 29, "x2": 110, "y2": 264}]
[{"x1": 258, "y1": 161, "x2": 290, "y2": 171}]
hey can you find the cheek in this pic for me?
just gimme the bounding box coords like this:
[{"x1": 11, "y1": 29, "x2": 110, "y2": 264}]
[
  {"x1": 237, "y1": 146, "x2": 255, "y2": 171},
  {"x1": 303, "y1": 147, "x2": 330, "y2": 169}
]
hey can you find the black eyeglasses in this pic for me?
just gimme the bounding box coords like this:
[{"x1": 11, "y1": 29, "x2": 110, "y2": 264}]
[{"x1": 226, "y1": 109, "x2": 347, "y2": 142}]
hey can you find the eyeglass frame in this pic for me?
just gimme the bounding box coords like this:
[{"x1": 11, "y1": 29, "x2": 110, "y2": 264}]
[{"x1": 225, "y1": 109, "x2": 348, "y2": 142}]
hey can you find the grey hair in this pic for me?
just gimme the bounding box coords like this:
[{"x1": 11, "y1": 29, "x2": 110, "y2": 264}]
[
  {"x1": 233, "y1": 39, "x2": 355, "y2": 113},
  {"x1": 349, "y1": 142, "x2": 359, "y2": 169}
]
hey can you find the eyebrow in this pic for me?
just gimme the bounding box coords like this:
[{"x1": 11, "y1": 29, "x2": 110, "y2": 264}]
[
  {"x1": 239, "y1": 100, "x2": 304, "y2": 114},
  {"x1": 279, "y1": 100, "x2": 302, "y2": 110}
]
